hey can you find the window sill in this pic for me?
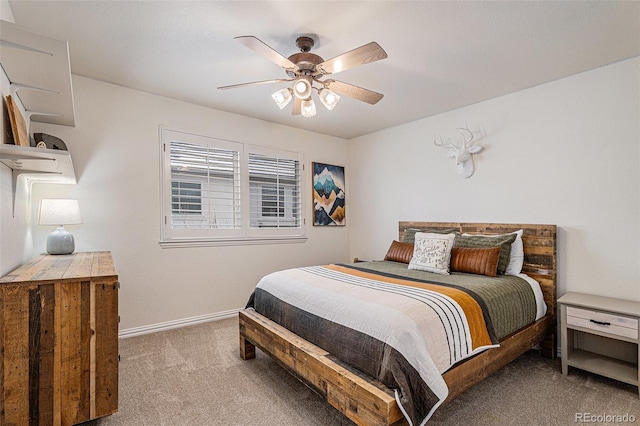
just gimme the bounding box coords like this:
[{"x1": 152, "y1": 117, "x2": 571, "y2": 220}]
[{"x1": 159, "y1": 236, "x2": 307, "y2": 248}]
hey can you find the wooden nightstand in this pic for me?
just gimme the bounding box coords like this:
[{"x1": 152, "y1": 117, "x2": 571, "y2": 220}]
[{"x1": 559, "y1": 292, "x2": 639, "y2": 397}]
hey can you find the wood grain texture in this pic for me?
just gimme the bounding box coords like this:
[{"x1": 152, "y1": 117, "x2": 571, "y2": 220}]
[
  {"x1": 65, "y1": 254, "x2": 94, "y2": 279},
  {"x1": 239, "y1": 222, "x2": 557, "y2": 425},
  {"x1": 29, "y1": 286, "x2": 42, "y2": 424},
  {"x1": 0, "y1": 252, "x2": 118, "y2": 425},
  {"x1": 79, "y1": 281, "x2": 91, "y2": 420},
  {"x1": 90, "y1": 253, "x2": 118, "y2": 280},
  {"x1": 59, "y1": 280, "x2": 83, "y2": 425},
  {"x1": 93, "y1": 280, "x2": 119, "y2": 418},
  {"x1": 0, "y1": 254, "x2": 47, "y2": 283},
  {"x1": 2, "y1": 284, "x2": 34, "y2": 425},
  {"x1": 37, "y1": 284, "x2": 55, "y2": 426},
  {"x1": 240, "y1": 310, "x2": 405, "y2": 426},
  {"x1": 6, "y1": 95, "x2": 29, "y2": 147},
  {"x1": 33, "y1": 256, "x2": 75, "y2": 282},
  {"x1": 239, "y1": 334, "x2": 256, "y2": 361}
]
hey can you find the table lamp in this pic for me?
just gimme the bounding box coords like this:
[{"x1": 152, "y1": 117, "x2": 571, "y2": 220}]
[{"x1": 38, "y1": 198, "x2": 82, "y2": 255}]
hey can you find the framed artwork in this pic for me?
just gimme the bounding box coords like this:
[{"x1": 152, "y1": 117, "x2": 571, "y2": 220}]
[{"x1": 312, "y1": 162, "x2": 345, "y2": 226}]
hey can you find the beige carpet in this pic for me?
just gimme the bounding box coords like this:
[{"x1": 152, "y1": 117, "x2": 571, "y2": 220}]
[{"x1": 91, "y1": 317, "x2": 639, "y2": 426}]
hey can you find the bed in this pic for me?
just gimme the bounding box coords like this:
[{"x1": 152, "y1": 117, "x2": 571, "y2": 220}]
[{"x1": 239, "y1": 222, "x2": 556, "y2": 425}]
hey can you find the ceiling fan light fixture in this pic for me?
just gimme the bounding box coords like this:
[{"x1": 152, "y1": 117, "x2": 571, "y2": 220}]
[
  {"x1": 222, "y1": 36, "x2": 388, "y2": 119},
  {"x1": 271, "y1": 88, "x2": 293, "y2": 109},
  {"x1": 301, "y1": 98, "x2": 316, "y2": 118},
  {"x1": 318, "y1": 88, "x2": 340, "y2": 110},
  {"x1": 293, "y1": 78, "x2": 312, "y2": 99}
]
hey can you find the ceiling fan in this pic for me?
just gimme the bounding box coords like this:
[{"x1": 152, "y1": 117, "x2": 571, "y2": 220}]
[{"x1": 218, "y1": 35, "x2": 388, "y2": 118}]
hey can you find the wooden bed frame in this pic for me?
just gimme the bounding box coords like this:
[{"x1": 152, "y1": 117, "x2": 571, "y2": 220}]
[{"x1": 239, "y1": 222, "x2": 557, "y2": 425}]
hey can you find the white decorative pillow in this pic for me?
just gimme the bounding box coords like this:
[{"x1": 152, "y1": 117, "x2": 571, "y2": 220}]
[
  {"x1": 462, "y1": 229, "x2": 524, "y2": 275},
  {"x1": 505, "y1": 229, "x2": 524, "y2": 275},
  {"x1": 408, "y1": 232, "x2": 456, "y2": 275}
]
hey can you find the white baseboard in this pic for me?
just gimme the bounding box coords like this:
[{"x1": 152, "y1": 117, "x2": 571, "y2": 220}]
[{"x1": 118, "y1": 308, "x2": 241, "y2": 338}]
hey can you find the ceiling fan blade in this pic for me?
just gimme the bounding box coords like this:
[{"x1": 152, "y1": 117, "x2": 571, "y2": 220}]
[
  {"x1": 235, "y1": 36, "x2": 298, "y2": 71},
  {"x1": 292, "y1": 97, "x2": 301, "y2": 115},
  {"x1": 324, "y1": 79, "x2": 384, "y2": 105},
  {"x1": 217, "y1": 79, "x2": 292, "y2": 90},
  {"x1": 317, "y1": 42, "x2": 387, "y2": 75}
]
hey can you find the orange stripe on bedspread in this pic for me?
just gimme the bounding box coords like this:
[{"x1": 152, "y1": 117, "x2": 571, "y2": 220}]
[{"x1": 326, "y1": 264, "x2": 493, "y2": 350}]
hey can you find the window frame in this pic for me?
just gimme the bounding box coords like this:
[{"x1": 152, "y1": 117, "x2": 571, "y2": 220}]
[{"x1": 160, "y1": 127, "x2": 306, "y2": 247}]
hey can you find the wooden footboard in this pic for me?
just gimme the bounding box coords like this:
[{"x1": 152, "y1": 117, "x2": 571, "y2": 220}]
[
  {"x1": 240, "y1": 309, "x2": 554, "y2": 426},
  {"x1": 239, "y1": 309, "x2": 406, "y2": 426},
  {"x1": 442, "y1": 314, "x2": 554, "y2": 402}
]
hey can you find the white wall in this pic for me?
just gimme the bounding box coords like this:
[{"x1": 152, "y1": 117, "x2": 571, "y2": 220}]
[
  {"x1": 0, "y1": 153, "x2": 31, "y2": 274},
  {"x1": 4, "y1": 57, "x2": 637, "y2": 334},
  {"x1": 22, "y1": 76, "x2": 350, "y2": 331},
  {"x1": 0, "y1": 55, "x2": 33, "y2": 274},
  {"x1": 348, "y1": 57, "x2": 640, "y2": 302}
]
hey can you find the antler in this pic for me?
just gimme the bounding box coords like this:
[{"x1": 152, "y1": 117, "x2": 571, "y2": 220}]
[
  {"x1": 456, "y1": 127, "x2": 476, "y2": 147},
  {"x1": 435, "y1": 124, "x2": 480, "y2": 151},
  {"x1": 433, "y1": 135, "x2": 458, "y2": 149}
]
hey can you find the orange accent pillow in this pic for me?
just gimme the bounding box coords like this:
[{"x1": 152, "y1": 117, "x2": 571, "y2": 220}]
[
  {"x1": 450, "y1": 246, "x2": 501, "y2": 277},
  {"x1": 384, "y1": 240, "x2": 414, "y2": 264}
]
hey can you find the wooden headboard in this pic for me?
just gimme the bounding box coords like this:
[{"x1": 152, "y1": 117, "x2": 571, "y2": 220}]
[{"x1": 398, "y1": 221, "x2": 557, "y2": 317}]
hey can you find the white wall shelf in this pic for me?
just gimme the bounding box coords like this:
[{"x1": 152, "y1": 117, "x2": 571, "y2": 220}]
[
  {"x1": 0, "y1": 21, "x2": 77, "y2": 217},
  {"x1": 0, "y1": 20, "x2": 76, "y2": 130},
  {"x1": 0, "y1": 144, "x2": 76, "y2": 216}
]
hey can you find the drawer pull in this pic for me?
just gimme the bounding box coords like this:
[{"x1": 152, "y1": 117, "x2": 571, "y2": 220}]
[{"x1": 589, "y1": 319, "x2": 611, "y2": 326}]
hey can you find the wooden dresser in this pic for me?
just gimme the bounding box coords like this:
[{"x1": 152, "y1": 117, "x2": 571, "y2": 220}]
[{"x1": 0, "y1": 251, "x2": 119, "y2": 425}]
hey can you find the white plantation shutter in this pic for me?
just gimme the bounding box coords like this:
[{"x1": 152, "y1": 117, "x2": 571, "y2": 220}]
[
  {"x1": 160, "y1": 128, "x2": 305, "y2": 246},
  {"x1": 248, "y1": 152, "x2": 302, "y2": 230},
  {"x1": 169, "y1": 141, "x2": 241, "y2": 230}
]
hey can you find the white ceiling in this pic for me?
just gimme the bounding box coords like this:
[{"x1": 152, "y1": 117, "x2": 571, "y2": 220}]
[{"x1": 6, "y1": 1, "x2": 640, "y2": 139}]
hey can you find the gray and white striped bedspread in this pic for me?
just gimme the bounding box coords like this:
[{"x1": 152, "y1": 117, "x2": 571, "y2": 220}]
[{"x1": 247, "y1": 261, "x2": 542, "y2": 425}]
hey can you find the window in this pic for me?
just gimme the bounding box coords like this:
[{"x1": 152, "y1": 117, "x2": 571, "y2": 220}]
[
  {"x1": 167, "y1": 137, "x2": 241, "y2": 232},
  {"x1": 172, "y1": 181, "x2": 202, "y2": 215},
  {"x1": 260, "y1": 186, "x2": 284, "y2": 217},
  {"x1": 160, "y1": 128, "x2": 305, "y2": 246},
  {"x1": 248, "y1": 153, "x2": 301, "y2": 229}
]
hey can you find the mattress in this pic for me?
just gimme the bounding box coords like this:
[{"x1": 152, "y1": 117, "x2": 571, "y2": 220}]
[{"x1": 247, "y1": 261, "x2": 544, "y2": 425}]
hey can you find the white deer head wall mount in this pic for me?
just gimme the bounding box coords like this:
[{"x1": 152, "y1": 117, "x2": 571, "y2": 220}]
[{"x1": 433, "y1": 126, "x2": 483, "y2": 178}]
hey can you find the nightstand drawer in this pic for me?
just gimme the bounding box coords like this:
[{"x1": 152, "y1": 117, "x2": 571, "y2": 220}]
[{"x1": 566, "y1": 306, "x2": 638, "y2": 339}]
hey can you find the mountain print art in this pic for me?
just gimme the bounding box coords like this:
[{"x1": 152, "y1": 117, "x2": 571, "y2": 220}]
[{"x1": 313, "y1": 163, "x2": 345, "y2": 226}]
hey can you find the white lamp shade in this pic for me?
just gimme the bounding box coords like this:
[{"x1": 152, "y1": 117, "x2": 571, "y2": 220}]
[
  {"x1": 301, "y1": 99, "x2": 316, "y2": 118},
  {"x1": 271, "y1": 88, "x2": 293, "y2": 109},
  {"x1": 38, "y1": 199, "x2": 82, "y2": 225},
  {"x1": 318, "y1": 88, "x2": 340, "y2": 110}
]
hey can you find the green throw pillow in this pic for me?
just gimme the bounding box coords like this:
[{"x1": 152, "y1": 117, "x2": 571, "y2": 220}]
[{"x1": 402, "y1": 228, "x2": 458, "y2": 244}]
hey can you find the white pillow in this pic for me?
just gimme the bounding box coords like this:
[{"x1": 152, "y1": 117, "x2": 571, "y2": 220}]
[
  {"x1": 505, "y1": 230, "x2": 524, "y2": 275},
  {"x1": 408, "y1": 232, "x2": 456, "y2": 275},
  {"x1": 462, "y1": 229, "x2": 524, "y2": 275}
]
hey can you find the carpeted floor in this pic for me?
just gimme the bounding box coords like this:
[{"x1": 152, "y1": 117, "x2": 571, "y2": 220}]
[{"x1": 91, "y1": 317, "x2": 639, "y2": 426}]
